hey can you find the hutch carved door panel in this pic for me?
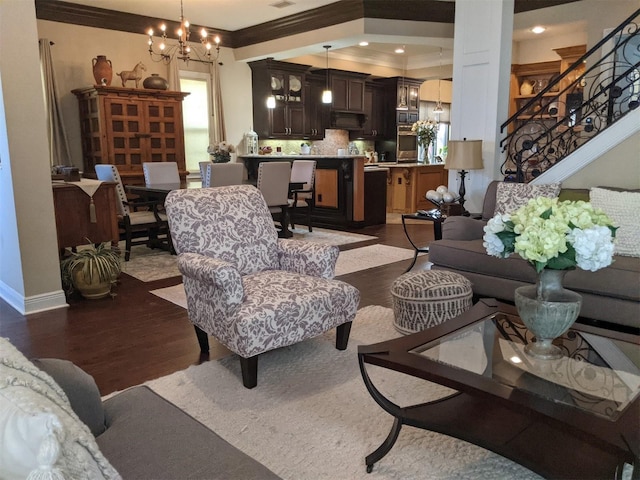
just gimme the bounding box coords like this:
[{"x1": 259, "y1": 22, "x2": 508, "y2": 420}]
[{"x1": 72, "y1": 86, "x2": 189, "y2": 184}]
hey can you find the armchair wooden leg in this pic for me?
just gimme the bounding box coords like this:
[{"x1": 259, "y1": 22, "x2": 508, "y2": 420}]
[
  {"x1": 194, "y1": 325, "x2": 209, "y2": 353},
  {"x1": 335, "y1": 321, "x2": 352, "y2": 350},
  {"x1": 240, "y1": 355, "x2": 258, "y2": 389}
]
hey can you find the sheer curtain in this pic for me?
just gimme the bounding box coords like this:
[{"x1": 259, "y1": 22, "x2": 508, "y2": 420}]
[
  {"x1": 39, "y1": 38, "x2": 71, "y2": 167},
  {"x1": 209, "y1": 61, "x2": 226, "y2": 143},
  {"x1": 168, "y1": 58, "x2": 180, "y2": 92}
]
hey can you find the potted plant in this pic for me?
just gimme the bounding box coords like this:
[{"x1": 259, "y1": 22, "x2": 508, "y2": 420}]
[
  {"x1": 300, "y1": 142, "x2": 311, "y2": 155},
  {"x1": 60, "y1": 242, "x2": 122, "y2": 299}
]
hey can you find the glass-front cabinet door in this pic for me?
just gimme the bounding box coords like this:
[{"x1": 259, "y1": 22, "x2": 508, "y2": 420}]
[{"x1": 288, "y1": 73, "x2": 303, "y2": 103}]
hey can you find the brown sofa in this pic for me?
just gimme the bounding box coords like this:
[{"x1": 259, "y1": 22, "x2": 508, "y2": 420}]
[{"x1": 428, "y1": 181, "x2": 640, "y2": 332}]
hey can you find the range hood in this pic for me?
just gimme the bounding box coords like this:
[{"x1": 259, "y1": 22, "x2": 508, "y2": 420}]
[{"x1": 330, "y1": 111, "x2": 366, "y2": 130}]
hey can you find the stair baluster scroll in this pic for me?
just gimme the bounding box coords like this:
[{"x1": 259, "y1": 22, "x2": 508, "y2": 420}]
[{"x1": 500, "y1": 9, "x2": 640, "y2": 183}]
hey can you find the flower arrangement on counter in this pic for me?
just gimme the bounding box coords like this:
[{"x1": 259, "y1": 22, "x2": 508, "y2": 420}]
[
  {"x1": 411, "y1": 119, "x2": 438, "y2": 149},
  {"x1": 207, "y1": 141, "x2": 236, "y2": 163},
  {"x1": 483, "y1": 197, "x2": 617, "y2": 273}
]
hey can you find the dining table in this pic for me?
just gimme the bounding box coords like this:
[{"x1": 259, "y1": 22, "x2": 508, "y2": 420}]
[{"x1": 125, "y1": 181, "x2": 304, "y2": 238}]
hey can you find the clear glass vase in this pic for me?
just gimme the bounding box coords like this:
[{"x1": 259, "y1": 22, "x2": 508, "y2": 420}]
[{"x1": 514, "y1": 269, "x2": 582, "y2": 359}]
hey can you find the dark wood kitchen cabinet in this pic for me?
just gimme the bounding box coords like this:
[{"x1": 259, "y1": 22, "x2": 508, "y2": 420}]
[
  {"x1": 249, "y1": 59, "x2": 309, "y2": 139},
  {"x1": 379, "y1": 77, "x2": 424, "y2": 128},
  {"x1": 304, "y1": 74, "x2": 329, "y2": 139},
  {"x1": 352, "y1": 82, "x2": 386, "y2": 140},
  {"x1": 71, "y1": 86, "x2": 189, "y2": 184},
  {"x1": 330, "y1": 70, "x2": 367, "y2": 112}
]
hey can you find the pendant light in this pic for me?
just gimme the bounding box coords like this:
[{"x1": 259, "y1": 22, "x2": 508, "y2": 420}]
[
  {"x1": 322, "y1": 45, "x2": 332, "y2": 104},
  {"x1": 433, "y1": 48, "x2": 444, "y2": 115},
  {"x1": 266, "y1": 59, "x2": 276, "y2": 109}
]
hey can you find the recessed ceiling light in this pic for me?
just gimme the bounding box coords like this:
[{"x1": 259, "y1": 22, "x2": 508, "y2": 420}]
[
  {"x1": 359, "y1": 41, "x2": 369, "y2": 47},
  {"x1": 395, "y1": 47, "x2": 405, "y2": 54},
  {"x1": 531, "y1": 26, "x2": 546, "y2": 34}
]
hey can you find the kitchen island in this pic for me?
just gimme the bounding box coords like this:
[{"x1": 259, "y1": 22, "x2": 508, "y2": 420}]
[
  {"x1": 383, "y1": 163, "x2": 448, "y2": 214},
  {"x1": 239, "y1": 155, "x2": 388, "y2": 229}
]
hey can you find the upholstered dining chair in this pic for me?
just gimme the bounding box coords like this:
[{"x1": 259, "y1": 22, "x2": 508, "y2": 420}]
[
  {"x1": 203, "y1": 162, "x2": 244, "y2": 188},
  {"x1": 142, "y1": 162, "x2": 180, "y2": 185},
  {"x1": 164, "y1": 184, "x2": 360, "y2": 388},
  {"x1": 288, "y1": 159, "x2": 316, "y2": 232},
  {"x1": 95, "y1": 164, "x2": 170, "y2": 261},
  {"x1": 256, "y1": 161, "x2": 292, "y2": 236},
  {"x1": 199, "y1": 161, "x2": 211, "y2": 184}
]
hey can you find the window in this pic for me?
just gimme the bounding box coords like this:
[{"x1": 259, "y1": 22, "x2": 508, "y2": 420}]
[{"x1": 180, "y1": 73, "x2": 212, "y2": 175}]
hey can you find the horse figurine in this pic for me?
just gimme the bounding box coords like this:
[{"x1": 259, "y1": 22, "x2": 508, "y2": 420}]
[{"x1": 116, "y1": 62, "x2": 147, "y2": 88}]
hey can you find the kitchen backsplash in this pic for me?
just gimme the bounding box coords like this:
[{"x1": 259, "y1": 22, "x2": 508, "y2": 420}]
[{"x1": 259, "y1": 129, "x2": 373, "y2": 155}]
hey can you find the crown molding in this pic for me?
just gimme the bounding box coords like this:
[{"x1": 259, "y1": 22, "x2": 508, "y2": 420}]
[
  {"x1": 34, "y1": 0, "x2": 233, "y2": 46},
  {"x1": 35, "y1": 0, "x2": 580, "y2": 50}
]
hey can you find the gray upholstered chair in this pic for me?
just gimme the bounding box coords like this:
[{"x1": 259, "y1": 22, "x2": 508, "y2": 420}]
[
  {"x1": 95, "y1": 164, "x2": 170, "y2": 261},
  {"x1": 257, "y1": 161, "x2": 292, "y2": 236},
  {"x1": 204, "y1": 162, "x2": 244, "y2": 188},
  {"x1": 164, "y1": 184, "x2": 360, "y2": 388},
  {"x1": 142, "y1": 161, "x2": 180, "y2": 185},
  {"x1": 288, "y1": 159, "x2": 316, "y2": 232}
]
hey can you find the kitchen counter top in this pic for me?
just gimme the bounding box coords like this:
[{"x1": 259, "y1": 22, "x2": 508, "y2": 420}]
[
  {"x1": 238, "y1": 154, "x2": 365, "y2": 159},
  {"x1": 376, "y1": 162, "x2": 446, "y2": 168}
]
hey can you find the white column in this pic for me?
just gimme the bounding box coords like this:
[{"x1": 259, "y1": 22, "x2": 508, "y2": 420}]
[
  {"x1": 449, "y1": 0, "x2": 514, "y2": 214},
  {"x1": 0, "y1": 1, "x2": 67, "y2": 313}
]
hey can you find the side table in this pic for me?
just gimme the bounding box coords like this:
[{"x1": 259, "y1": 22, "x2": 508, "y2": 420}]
[{"x1": 401, "y1": 213, "x2": 443, "y2": 273}]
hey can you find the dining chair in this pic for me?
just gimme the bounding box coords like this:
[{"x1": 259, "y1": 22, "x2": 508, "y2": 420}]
[
  {"x1": 257, "y1": 161, "x2": 292, "y2": 237},
  {"x1": 164, "y1": 184, "x2": 360, "y2": 388},
  {"x1": 288, "y1": 160, "x2": 316, "y2": 232},
  {"x1": 95, "y1": 164, "x2": 170, "y2": 261},
  {"x1": 142, "y1": 162, "x2": 180, "y2": 185},
  {"x1": 199, "y1": 161, "x2": 212, "y2": 184},
  {"x1": 204, "y1": 163, "x2": 245, "y2": 188}
]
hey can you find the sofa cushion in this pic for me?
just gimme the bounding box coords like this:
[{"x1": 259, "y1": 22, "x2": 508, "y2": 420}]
[
  {"x1": 494, "y1": 182, "x2": 561, "y2": 215},
  {"x1": 31, "y1": 358, "x2": 106, "y2": 436},
  {"x1": 0, "y1": 338, "x2": 120, "y2": 480},
  {"x1": 98, "y1": 385, "x2": 281, "y2": 479},
  {"x1": 428, "y1": 239, "x2": 640, "y2": 302},
  {"x1": 590, "y1": 187, "x2": 640, "y2": 258}
]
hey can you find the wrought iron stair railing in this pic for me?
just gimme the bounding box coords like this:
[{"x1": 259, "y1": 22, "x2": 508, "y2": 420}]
[{"x1": 500, "y1": 9, "x2": 640, "y2": 183}]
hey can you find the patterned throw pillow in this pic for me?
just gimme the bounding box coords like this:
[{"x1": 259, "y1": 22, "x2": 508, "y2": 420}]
[
  {"x1": 0, "y1": 338, "x2": 121, "y2": 480},
  {"x1": 590, "y1": 187, "x2": 640, "y2": 257},
  {"x1": 494, "y1": 182, "x2": 562, "y2": 215}
]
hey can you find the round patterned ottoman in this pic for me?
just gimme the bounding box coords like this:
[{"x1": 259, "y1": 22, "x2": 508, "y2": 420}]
[{"x1": 391, "y1": 270, "x2": 473, "y2": 334}]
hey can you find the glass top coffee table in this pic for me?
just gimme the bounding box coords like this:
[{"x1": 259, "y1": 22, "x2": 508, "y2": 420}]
[{"x1": 358, "y1": 299, "x2": 639, "y2": 478}]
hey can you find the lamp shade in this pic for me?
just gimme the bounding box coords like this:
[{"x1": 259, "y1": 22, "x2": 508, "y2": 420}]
[{"x1": 445, "y1": 139, "x2": 483, "y2": 170}]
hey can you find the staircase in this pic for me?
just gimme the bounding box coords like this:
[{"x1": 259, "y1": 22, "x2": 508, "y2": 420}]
[{"x1": 500, "y1": 9, "x2": 640, "y2": 184}]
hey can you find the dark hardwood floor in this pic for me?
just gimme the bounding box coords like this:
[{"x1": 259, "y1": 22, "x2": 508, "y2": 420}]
[{"x1": 1, "y1": 222, "x2": 435, "y2": 395}]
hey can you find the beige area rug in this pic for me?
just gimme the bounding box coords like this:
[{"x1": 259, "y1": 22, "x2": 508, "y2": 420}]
[
  {"x1": 150, "y1": 244, "x2": 421, "y2": 308},
  {"x1": 121, "y1": 228, "x2": 377, "y2": 282},
  {"x1": 141, "y1": 306, "x2": 540, "y2": 480}
]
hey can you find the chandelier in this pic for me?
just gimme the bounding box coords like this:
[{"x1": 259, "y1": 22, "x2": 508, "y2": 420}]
[{"x1": 147, "y1": 0, "x2": 221, "y2": 64}]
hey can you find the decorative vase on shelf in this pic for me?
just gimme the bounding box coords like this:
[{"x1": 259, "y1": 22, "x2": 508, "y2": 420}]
[
  {"x1": 514, "y1": 269, "x2": 582, "y2": 360},
  {"x1": 92, "y1": 55, "x2": 112, "y2": 86},
  {"x1": 143, "y1": 74, "x2": 169, "y2": 90}
]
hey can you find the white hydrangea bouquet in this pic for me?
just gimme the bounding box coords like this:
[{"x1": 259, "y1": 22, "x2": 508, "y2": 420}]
[
  {"x1": 207, "y1": 141, "x2": 236, "y2": 163},
  {"x1": 483, "y1": 197, "x2": 617, "y2": 273},
  {"x1": 411, "y1": 119, "x2": 438, "y2": 149}
]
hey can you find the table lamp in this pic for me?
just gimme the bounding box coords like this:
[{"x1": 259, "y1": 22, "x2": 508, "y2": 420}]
[{"x1": 445, "y1": 139, "x2": 483, "y2": 216}]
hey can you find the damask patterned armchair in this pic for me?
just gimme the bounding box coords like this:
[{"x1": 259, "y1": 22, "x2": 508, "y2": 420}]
[{"x1": 164, "y1": 185, "x2": 360, "y2": 388}]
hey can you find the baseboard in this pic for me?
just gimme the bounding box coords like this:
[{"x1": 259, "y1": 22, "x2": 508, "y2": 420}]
[{"x1": 0, "y1": 282, "x2": 68, "y2": 315}]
